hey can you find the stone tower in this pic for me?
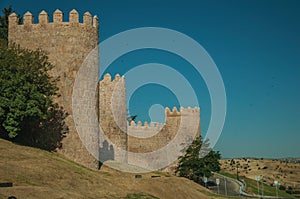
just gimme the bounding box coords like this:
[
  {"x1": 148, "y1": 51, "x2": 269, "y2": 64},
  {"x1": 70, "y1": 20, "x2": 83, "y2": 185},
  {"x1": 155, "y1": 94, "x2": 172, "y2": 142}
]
[
  {"x1": 8, "y1": 9, "x2": 100, "y2": 168},
  {"x1": 99, "y1": 74, "x2": 128, "y2": 163}
]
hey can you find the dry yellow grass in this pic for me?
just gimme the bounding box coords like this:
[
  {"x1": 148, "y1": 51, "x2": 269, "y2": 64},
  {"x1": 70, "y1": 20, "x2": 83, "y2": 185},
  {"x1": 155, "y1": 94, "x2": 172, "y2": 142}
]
[
  {"x1": 0, "y1": 138, "x2": 216, "y2": 199},
  {"x1": 220, "y1": 158, "x2": 300, "y2": 189}
]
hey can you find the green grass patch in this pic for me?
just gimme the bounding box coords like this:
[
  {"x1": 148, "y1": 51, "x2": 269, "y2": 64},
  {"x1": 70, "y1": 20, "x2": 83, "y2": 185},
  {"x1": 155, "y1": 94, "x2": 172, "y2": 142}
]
[
  {"x1": 219, "y1": 171, "x2": 294, "y2": 198},
  {"x1": 243, "y1": 177, "x2": 293, "y2": 198},
  {"x1": 218, "y1": 171, "x2": 237, "y2": 179}
]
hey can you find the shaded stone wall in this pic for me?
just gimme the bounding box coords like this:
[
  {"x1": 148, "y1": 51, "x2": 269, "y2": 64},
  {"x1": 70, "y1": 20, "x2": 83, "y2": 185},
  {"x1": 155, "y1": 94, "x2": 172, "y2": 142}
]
[{"x1": 8, "y1": 9, "x2": 99, "y2": 168}]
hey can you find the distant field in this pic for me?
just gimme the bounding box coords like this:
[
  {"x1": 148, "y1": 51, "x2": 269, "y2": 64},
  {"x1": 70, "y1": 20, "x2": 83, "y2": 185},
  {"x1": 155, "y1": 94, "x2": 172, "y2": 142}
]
[{"x1": 220, "y1": 158, "x2": 300, "y2": 197}]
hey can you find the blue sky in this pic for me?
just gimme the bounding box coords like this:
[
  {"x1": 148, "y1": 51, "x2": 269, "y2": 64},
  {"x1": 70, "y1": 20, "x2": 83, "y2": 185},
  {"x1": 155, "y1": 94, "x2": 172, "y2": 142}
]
[{"x1": 1, "y1": 0, "x2": 299, "y2": 158}]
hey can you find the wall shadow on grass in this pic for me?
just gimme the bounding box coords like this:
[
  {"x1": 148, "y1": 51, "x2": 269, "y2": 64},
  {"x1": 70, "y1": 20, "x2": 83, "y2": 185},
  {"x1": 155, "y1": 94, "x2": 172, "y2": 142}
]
[{"x1": 98, "y1": 140, "x2": 114, "y2": 169}]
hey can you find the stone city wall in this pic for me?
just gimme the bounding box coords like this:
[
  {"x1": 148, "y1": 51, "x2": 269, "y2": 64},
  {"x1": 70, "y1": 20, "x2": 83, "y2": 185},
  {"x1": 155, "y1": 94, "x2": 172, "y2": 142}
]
[
  {"x1": 8, "y1": 8, "x2": 201, "y2": 171},
  {"x1": 127, "y1": 107, "x2": 200, "y2": 153}
]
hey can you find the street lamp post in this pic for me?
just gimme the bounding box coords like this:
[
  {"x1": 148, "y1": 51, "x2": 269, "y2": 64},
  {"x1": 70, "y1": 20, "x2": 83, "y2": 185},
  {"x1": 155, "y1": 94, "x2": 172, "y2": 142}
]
[
  {"x1": 255, "y1": 176, "x2": 260, "y2": 196},
  {"x1": 236, "y1": 164, "x2": 239, "y2": 180},
  {"x1": 203, "y1": 176, "x2": 208, "y2": 188},
  {"x1": 216, "y1": 178, "x2": 220, "y2": 194},
  {"x1": 261, "y1": 176, "x2": 264, "y2": 198},
  {"x1": 274, "y1": 181, "x2": 280, "y2": 199},
  {"x1": 224, "y1": 177, "x2": 228, "y2": 196}
]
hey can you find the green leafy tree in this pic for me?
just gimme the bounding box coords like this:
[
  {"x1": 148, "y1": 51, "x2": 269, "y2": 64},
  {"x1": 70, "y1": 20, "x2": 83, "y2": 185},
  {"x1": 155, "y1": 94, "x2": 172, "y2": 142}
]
[
  {"x1": 0, "y1": 7, "x2": 67, "y2": 150},
  {"x1": 176, "y1": 136, "x2": 221, "y2": 183},
  {"x1": 0, "y1": 42, "x2": 60, "y2": 139}
]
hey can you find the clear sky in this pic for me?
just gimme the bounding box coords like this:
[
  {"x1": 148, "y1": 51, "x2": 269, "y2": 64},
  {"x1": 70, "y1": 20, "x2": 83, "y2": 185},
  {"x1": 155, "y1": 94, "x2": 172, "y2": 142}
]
[{"x1": 1, "y1": 0, "x2": 299, "y2": 158}]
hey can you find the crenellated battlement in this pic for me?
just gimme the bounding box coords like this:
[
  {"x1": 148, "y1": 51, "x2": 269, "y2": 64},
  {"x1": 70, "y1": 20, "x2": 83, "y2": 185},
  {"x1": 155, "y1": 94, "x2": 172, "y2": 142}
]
[
  {"x1": 129, "y1": 121, "x2": 164, "y2": 129},
  {"x1": 127, "y1": 104, "x2": 200, "y2": 156},
  {"x1": 127, "y1": 105, "x2": 199, "y2": 140},
  {"x1": 128, "y1": 106, "x2": 199, "y2": 131},
  {"x1": 127, "y1": 120, "x2": 164, "y2": 139},
  {"x1": 8, "y1": 9, "x2": 98, "y2": 29},
  {"x1": 165, "y1": 106, "x2": 200, "y2": 117},
  {"x1": 100, "y1": 73, "x2": 125, "y2": 85}
]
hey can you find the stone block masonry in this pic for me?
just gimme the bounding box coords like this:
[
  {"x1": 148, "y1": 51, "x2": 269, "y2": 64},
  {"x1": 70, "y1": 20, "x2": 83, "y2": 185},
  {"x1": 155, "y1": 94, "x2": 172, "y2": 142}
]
[{"x1": 8, "y1": 9, "x2": 99, "y2": 169}]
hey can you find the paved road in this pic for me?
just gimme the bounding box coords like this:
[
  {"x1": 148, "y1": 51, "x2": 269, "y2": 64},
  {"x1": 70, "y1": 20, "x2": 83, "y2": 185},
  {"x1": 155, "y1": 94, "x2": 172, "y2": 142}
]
[{"x1": 206, "y1": 173, "x2": 241, "y2": 196}]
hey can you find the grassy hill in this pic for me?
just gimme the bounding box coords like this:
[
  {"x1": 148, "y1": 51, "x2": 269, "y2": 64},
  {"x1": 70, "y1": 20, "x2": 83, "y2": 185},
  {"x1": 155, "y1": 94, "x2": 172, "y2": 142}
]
[{"x1": 0, "y1": 138, "x2": 216, "y2": 199}]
